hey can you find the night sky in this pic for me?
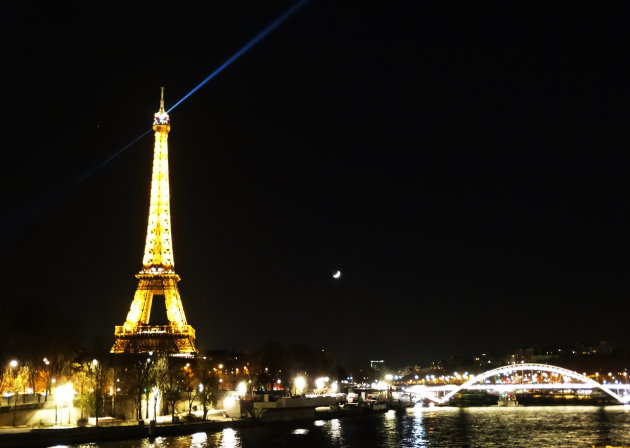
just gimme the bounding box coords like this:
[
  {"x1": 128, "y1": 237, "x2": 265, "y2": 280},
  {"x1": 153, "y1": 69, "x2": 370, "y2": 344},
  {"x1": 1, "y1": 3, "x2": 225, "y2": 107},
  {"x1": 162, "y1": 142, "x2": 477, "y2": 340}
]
[{"x1": 2, "y1": 2, "x2": 630, "y2": 368}]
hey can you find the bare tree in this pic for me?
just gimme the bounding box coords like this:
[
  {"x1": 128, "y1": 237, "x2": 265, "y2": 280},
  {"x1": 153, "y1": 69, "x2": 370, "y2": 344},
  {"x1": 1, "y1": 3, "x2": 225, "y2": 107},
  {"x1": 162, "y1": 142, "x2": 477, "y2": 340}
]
[
  {"x1": 153, "y1": 355, "x2": 187, "y2": 422},
  {"x1": 85, "y1": 359, "x2": 108, "y2": 426},
  {"x1": 123, "y1": 355, "x2": 154, "y2": 421},
  {"x1": 182, "y1": 364, "x2": 197, "y2": 416},
  {"x1": 194, "y1": 357, "x2": 218, "y2": 420},
  {"x1": 151, "y1": 355, "x2": 169, "y2": 420}
]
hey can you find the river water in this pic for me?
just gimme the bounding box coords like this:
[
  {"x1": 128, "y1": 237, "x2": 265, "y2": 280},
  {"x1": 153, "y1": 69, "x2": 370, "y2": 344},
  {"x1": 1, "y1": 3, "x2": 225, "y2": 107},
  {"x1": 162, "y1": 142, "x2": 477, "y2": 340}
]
[{"x1": 62, "y1": 405, "x2": 630, "y2": 448}]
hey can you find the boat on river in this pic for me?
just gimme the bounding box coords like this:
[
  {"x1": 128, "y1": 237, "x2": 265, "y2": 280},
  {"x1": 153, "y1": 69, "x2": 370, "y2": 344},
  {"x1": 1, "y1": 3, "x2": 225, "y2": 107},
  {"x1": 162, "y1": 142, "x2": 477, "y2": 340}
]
[{"x1": 497, "y1": 393, "x2": 518, "y2": 406}]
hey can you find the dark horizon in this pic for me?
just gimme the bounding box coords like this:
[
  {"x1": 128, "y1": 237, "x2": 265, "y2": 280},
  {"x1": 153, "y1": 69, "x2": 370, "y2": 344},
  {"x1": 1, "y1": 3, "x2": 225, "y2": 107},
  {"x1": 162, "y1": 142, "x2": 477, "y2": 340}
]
[{"x1": 2, "y1": 2, "x2": 630, "y2": 368}]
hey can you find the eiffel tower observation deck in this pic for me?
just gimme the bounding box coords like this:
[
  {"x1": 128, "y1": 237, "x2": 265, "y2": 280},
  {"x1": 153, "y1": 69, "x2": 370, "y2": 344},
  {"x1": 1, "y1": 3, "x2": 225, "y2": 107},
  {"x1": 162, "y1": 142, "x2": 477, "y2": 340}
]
[{"x1": 111, "y1": 88, "x2": 197, "y2": 355}]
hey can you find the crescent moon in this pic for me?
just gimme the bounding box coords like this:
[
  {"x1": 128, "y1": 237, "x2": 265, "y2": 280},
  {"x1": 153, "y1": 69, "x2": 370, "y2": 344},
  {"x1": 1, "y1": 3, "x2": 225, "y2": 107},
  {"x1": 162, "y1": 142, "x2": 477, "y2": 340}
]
[{"x1": 333, "y1": 270, "x2": 341, "y2": 279}]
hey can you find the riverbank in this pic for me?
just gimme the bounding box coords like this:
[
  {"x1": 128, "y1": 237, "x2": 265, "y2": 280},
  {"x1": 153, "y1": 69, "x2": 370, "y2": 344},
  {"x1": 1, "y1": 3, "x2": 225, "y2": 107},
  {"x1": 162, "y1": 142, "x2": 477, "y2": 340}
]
[
  {"x1": 0, "y1": 404, "x2": 389, "y2": 448},
  {"x1": 0, "y1": 417, "x2": 257, "y2": 448}
]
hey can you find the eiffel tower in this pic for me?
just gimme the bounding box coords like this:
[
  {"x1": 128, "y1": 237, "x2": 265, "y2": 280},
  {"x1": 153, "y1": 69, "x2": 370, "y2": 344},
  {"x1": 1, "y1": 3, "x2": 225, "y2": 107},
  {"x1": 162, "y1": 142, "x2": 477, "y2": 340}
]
[{"x1": 111, "y1": 88, "x2": 197, "y2": 354}]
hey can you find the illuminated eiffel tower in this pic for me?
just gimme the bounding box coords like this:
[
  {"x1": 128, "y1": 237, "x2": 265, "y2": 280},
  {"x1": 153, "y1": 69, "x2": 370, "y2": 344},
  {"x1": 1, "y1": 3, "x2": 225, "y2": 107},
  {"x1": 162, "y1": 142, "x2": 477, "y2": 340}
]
[{"x1": 111, "y1": 88, "x2": 197, "y2": 354}]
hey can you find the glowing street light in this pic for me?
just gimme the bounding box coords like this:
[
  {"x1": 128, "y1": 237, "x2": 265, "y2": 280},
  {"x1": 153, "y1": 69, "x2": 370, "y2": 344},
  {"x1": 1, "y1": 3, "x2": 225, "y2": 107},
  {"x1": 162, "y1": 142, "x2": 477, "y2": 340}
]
[
  {"x1": 315, "y1": 377, "x2": 330, "y2": 392},
  {"x1": 9, "y1": 360, "x2": 18, "y2": 426},
  {"x1": 53, "y1": 383, "x2": 75, "y2": 425},
  {"x1": 294, "y1": 376, "x2": 306, "y2": 395},
  {"x1": 237, "y1": 381, "x2": 247, "y2": 397}
]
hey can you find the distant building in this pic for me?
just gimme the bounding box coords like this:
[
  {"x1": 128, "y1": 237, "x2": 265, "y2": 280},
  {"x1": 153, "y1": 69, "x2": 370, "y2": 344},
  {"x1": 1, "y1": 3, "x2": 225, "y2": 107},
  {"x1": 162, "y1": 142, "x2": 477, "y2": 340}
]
[{"x1": 371, "y1": 360, "x2": 385, "y2": 371}]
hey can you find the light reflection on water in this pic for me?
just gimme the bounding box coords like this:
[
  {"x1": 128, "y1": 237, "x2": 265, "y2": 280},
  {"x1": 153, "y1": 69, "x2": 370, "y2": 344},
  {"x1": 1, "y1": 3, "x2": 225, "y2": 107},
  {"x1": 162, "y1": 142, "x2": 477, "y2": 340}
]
[
  {"x1": 323, "y1": 418, "x2": 343, "y2": 444},
  {"x1": 190, "y1": 432, "x2": 208, "y2": 448},
  {"x1": 382, "y1": 409, "x2": 399, "y2": 447},
  {"x1": 211, "y1": 428, "x2": 241, "y2": 448},
  {"x1": 408, "y1": 405, "x2": 630, "y2": 448},
  {"x1": 66, "y1": 405, "x2": 630, "y2": 448}
]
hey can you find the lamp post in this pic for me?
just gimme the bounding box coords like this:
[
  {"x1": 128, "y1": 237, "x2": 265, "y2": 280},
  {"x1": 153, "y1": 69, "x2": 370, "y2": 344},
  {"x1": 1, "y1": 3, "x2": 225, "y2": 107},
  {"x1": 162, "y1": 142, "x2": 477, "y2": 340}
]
[
  {"x1": 294, "y1": 376, "x2": 306, "y2": 396},
  {"x1": 111, "y1": 384, "x2": 116, "y2": 420},
  {"x1": 42, "y1": 358, "x2": 51, "y2": 402},
  {"x1": 9, "y1": 360, "x2": 18, "y2": 427},
  {"x1": 51, "y1": 378, "x2": 57, "y2": 424},
  {"x1": 92, "y1": 359, "x2": 100, "y2": 426},
  {"x1": 53, "y1": 382, "x2": 74, "y2": 426}
]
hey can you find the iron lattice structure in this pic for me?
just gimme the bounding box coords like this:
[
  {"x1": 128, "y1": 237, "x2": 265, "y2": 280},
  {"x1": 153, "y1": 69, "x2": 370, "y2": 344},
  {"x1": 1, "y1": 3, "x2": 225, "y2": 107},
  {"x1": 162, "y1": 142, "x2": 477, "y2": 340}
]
[{"x1": 111, "y1": 88, "x2": 197, "y2": 355}]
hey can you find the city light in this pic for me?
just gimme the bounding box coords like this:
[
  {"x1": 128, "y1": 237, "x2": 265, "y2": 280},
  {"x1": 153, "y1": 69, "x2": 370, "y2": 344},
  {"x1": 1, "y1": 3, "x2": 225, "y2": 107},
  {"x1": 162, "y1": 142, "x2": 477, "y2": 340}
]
[
  {"x1": 315, "y1": 377, "x2": 329, "y2": 391},
  {"x1": 223, "y1": 395, "x2": 236, "y2": 408},
  {"x1": 294, "y1": 376, "x2": 306, "y2": 394},
  {"x1": 53, "y1": 383, "x2": 74, "y2": 407}
]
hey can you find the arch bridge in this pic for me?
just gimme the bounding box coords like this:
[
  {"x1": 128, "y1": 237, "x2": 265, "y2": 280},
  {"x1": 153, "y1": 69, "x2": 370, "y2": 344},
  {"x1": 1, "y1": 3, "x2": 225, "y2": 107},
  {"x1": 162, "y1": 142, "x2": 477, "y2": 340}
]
[{"x1": 407, "y1": 363, "x2": 630, "y2": 404}]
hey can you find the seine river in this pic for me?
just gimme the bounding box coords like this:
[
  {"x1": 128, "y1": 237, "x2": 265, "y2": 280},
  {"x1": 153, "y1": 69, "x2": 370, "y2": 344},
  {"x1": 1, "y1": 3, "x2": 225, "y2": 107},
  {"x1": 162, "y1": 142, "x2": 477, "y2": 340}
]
[{"x1": 63, "y1": 405, "x2": 630, "y2": 448}]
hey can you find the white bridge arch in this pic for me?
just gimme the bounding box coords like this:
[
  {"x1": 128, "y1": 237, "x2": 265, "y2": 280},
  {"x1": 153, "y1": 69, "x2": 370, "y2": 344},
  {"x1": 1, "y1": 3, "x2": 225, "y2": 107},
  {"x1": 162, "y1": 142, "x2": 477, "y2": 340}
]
[{"x1": 409, "y1": 363, "x2": 629, "y2": 404}]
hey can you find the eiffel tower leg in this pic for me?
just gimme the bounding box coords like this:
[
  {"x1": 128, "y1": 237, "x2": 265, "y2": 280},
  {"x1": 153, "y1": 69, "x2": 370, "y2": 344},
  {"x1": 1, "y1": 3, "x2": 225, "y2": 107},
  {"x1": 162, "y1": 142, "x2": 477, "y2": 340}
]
[
  {"x1": 124, "y1": 284, "x2": 153, "y2": 328},
  {"x1": 164, "y1": 280, "x2": 188, "y2": 328}
]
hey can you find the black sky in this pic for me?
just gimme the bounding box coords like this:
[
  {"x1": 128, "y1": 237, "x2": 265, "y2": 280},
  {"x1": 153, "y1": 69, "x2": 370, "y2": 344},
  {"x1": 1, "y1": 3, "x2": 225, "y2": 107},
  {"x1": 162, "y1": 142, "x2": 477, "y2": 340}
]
[{"x1": 2, "y1": 1, "x2": 630, "y2": 368}]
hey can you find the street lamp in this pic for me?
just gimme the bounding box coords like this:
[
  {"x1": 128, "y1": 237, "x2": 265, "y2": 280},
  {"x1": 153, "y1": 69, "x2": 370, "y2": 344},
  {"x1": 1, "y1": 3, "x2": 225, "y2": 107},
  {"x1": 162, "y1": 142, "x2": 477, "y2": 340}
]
[
  {"x1": 53, "y1": 382, "x2": 74, "y2": 426},
  {"x1": 41, "y1": 358, "x2": 51, "y2": 403},
  {"x1": 294, "y1": 376, "x2": 306, "y2": 395},
  {"x1": 237, "y1": 381, "x2": 247, "y2": 397},
  {"x1": 315, "y1": 377, "x2": 329, "y2": 393},
  {"x1": 112, "y1": 378, "x2": 120, "y2": 419},
  {"x1": 10, "y1": 360, "x2": 18, "y2": 427},
  {"x1": 51, "y1": 378, "x2": 57, "y2": 423}
]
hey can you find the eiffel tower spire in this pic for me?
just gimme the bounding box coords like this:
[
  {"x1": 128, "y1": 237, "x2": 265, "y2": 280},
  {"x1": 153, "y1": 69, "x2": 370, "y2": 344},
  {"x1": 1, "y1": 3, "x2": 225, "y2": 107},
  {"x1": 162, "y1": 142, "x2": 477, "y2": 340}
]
[
  {"x1": 111, "y1": 88, "x2": 197, "y2": 354},
  {"x1": 143, "y1": 86, "x2": 174, "y2": 272}
]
